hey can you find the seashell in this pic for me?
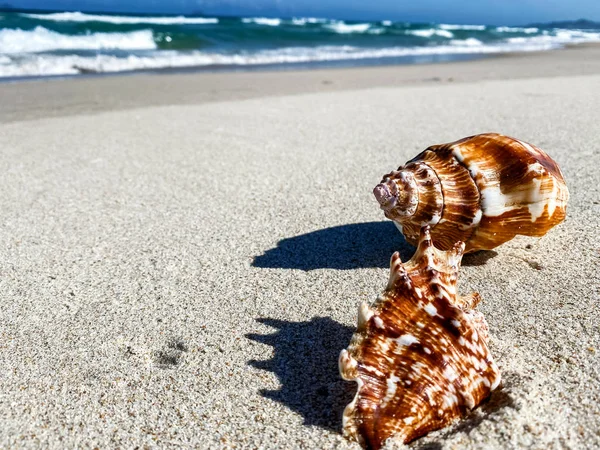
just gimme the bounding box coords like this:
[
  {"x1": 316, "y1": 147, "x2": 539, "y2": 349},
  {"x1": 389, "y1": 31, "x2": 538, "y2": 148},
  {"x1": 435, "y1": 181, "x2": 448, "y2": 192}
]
[
  {"x1": 373, "y1": 133, "x2": 569, "y2": 252},
  {"x1": 339, "y1": 226, "x2": 501, "y2": 449}
]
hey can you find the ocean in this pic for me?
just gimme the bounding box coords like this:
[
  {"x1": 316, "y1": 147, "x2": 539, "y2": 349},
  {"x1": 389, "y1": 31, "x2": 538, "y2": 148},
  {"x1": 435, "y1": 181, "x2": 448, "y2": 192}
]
[{"x1": 1, "y1": 10, "x2": 600, "y2": 79}]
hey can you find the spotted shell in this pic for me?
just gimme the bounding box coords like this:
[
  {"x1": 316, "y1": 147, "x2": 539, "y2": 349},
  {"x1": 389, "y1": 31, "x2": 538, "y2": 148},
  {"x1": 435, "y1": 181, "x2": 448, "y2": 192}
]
[
  {"x1": 339, "y1": 226, "x2": 501, "y2": 449},
  {"x1": 373, "y1": 133, "x2": 569, "y2": 252}
]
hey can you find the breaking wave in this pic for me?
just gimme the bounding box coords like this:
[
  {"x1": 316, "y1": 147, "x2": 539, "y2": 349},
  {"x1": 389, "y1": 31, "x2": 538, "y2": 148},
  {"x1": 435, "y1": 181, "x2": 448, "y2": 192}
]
[
  {"x1": 0, "y1": 26, "x2": 156, "y2": 54},
  {"x1": 241, "y1": 17, "x2": 282, "y2": 26},
  {"x1": 408, "y1": 28, "x2": 454, "y2": 38},
  {"x1": 0, "y1": 37, "x2": 592, "y2": 78},
  {"x1": 21, "y1": 12, "x2": 219, "y2": 25}
]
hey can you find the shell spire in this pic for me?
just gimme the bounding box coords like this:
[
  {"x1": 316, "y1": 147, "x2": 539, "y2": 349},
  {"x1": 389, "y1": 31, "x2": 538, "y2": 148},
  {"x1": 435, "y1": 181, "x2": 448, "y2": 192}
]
[
  {"x1": 374, "y1": 133, "x2": 569, "y2": 252},
  {"x1": 339, "y1": 226, "x2": 501, "y2": 449}
]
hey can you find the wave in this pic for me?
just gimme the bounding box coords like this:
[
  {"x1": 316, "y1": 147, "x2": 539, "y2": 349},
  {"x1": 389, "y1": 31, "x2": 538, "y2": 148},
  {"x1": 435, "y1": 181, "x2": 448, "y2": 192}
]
[
  {"x1": 21, "y1": 11, "x2": 219, "y2": 25},
  {"x1": 439, "y1": 24, "x2": 486, "y2": 30},
  {"x1": 450, "y1": 38, "x2": 483, "y2": 46},
  {"x1": 290, "y1": 17, "x2": 326, "y2": 26},
  {"x1": 325, "y1": 22, "x2": 373, "y2": 34},
  {"x1": 0, "y1": 36, "x2": 590, "y2": 78},
  {"x1": 507, "y1": 29, "x2": 600, "y2": 45},
  {"x1": 496, "y1": 26, "x2": 539, "y2": 34},
  {"x1": 0, "y1": 26, "x2": 156, "y2": 54},
  {"x1": 408, "y1": 29, "x2": 454, "y2": 38},
  {"x1": 241, "y1": 17, "x2": 281, "y2": 26}
]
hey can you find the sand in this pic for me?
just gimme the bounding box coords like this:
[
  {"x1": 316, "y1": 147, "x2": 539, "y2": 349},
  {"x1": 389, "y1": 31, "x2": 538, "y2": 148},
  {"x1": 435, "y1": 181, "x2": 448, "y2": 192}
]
[{"x1": 0, "y1": 47, "x2": 598, "y2": 449}]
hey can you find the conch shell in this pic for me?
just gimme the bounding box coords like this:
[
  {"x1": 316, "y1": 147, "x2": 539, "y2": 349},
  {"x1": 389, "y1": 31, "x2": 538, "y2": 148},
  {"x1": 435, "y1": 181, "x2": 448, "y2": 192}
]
[
  {"x1": 339, "y1": 226, "x2": 501, "y2": 449},
  {"x1": 373, "y1": 133, "x2": 569, "y2": 252}
]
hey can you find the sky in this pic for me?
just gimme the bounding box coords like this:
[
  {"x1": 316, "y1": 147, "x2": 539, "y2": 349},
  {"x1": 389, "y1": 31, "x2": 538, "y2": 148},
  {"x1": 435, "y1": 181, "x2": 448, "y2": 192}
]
[{"x1": 6, "y1": 0, "x2": 600, "y2": 25}]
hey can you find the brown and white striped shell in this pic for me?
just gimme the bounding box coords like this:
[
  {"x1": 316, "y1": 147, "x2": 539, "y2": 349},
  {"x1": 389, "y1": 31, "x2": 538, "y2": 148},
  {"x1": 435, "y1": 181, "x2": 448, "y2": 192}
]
[
  {"x1": 339, "y1": 226, "x2": 501, "y2": 449},
  {"x1": 373, "y1": 133, "x2": 569, "y2": 252}
]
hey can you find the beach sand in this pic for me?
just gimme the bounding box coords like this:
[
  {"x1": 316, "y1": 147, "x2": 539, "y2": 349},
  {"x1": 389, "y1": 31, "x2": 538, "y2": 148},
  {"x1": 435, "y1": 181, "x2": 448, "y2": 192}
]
[{"x1": 0, "y1": 46, "x2": 599, "y2": 449}]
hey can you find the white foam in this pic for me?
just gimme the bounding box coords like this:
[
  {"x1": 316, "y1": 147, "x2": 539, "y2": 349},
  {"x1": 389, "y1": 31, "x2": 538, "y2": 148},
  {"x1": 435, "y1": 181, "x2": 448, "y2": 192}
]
[
  {"x1": 507, "y1": 29, "x2": 600, "y2": 46},
  {"x1": 242, "y1": 17, "x2": 281, "y2": 26},
  {"x1": 450, "y1": 38, "x2": 483, "y2": 47},
  {"x1": 325, "y1": 22, "x2": 371, "y2": 34},
  {"x1": 496, "y1": 26, "x2": 539, "y2": 34},
  {"x1": 290, "y1": 17, "x2": 326, "y2": 26},
  {"x1": 409, "y1": 28, "x2": 454, "y2": 38},
  {"x1": 440, "y1": 24, "x2": 486, "y2": 31},
  {"x1": 21, "y1": 11, "x2": 219, "y2": 25},
  {"x1": 0, "y1": 26, "x2": 156, "y2": 54}
]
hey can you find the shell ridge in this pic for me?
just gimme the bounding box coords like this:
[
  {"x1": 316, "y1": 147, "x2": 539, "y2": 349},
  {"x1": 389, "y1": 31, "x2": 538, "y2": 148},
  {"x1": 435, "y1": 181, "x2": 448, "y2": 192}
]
[
  {"x1": 414, "y1": 159, "x2": 445, "y2": 227},
  {"x1": 446, "y1": 143, "x2": 483, "y2": 240},
  {"x1": 428, "y1": 304, "x2": 499, "y2": 414},
  {"x1": 416, "y1": 151, "x2": 481, "y2": 250}
]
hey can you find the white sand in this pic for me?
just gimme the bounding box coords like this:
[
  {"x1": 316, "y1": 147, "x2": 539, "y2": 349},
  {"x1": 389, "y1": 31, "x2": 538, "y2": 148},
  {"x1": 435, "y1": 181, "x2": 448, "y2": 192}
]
[{"x1": 0, "y1": 51, "x2": 599, "y2": 449}]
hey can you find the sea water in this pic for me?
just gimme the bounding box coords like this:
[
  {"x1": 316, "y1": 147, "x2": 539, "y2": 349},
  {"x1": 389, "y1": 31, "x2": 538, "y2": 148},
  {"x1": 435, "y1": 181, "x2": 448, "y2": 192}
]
[{"x1": 1, "y1": 10, "x2": 600, "y2": 78}]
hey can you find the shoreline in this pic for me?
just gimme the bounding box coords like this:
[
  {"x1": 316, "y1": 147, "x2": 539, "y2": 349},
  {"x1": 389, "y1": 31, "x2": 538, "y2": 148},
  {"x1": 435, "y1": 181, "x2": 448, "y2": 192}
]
[
  {"x1": 0, "y1": 53, "x2": 486, "y2": 84},
  {"x1": 2, "y1": 43, "x2": 600, "y2": 123}
]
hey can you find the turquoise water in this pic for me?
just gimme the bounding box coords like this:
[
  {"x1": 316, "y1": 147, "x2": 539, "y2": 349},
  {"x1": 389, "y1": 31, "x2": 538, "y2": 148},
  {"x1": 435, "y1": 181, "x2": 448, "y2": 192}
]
[{"x1": 1, "y1": 10, "x2": 600, "y2": 78}]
